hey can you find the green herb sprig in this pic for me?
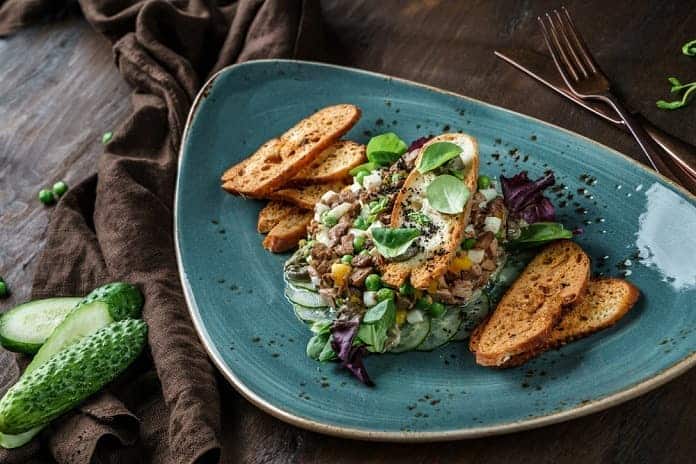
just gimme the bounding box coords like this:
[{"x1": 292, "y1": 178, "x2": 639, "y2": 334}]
[{"x1": 656, "y1": 77, "x2": 696, "y2": 110}]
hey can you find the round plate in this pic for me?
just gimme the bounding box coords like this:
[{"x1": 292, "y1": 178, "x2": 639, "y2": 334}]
[{"x1": 175, "y1": 60, "x2": 696, "y2": 441}]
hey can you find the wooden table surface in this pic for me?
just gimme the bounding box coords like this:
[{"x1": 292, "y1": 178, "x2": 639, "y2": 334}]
[{"x1": 1, "y1": 1, "x2": 695, "y2": 463}]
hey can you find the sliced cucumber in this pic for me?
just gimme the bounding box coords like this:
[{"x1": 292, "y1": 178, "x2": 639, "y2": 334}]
[
  {"x1": 284, "y1": 285, "x2": 327, "y2": 308},
  {"x1": 0, "y1": 426, "x2": 43, "y2": 449},
  {"x1": 0, "y1": 297, "x2": 82, "y2": 354},
  {"x1": 25, "y1": 282, "x2": 143, "y2": 375},
  {"x1": 452, "y1": 293, "x2": 490, "y2": 342},
  {"x1": 293, "y1": 304, "x2": 333, "y2": 324},
  {"x1": 416, "y1": 307, "x2": 463, "y2": 351},
  {"x1": 285, "y1": 279, "x2": 318, "y2": 292},
  {"x1": 390, "y1": 317, "x2": 431, "y2": 353},
  {"x1": 0, "y1": 319, "x2": 147, "y2": 435}
]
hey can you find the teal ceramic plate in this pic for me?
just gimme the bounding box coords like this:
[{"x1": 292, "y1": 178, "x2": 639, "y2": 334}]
[{"x1": 175, "y1": 60, "x2": 696, "y2": 441}]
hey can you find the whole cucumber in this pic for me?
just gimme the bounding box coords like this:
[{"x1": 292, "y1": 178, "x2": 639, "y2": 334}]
[{"x1": 0, "y1": 319, "x2": 147, "y2": 434}]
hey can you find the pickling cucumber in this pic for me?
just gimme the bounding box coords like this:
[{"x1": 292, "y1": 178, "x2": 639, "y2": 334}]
[
  {"x1": 416, "y1": 307, "x2": 463, "y2": 351},
  {"x1": 285, "y1": 278, "x2": 318, "y2": 292},
  {"x1": 452, "y1": 293, "x2": 490, "y2": 342},
  {"x1": 285, "y1": 285, "x2": 328, "y2": 308},
  {"x1": 25, "y1": 282, "x2": 143, "y2": 375},
  {"x1": 0, "y1": 427, "x2": 42, "y2": 449},
  {"x1": 293, "y1": 304, "x2": 333, "y2": 324},
  {"x1": 0, "y1": 297, "x2": 82, "y2": 354},
  {"x1": 390, "y1": 317, "x2": 431, "y2": 353},
  {"x1": 0, "y1": 319, "x2": 148, "y2": 434}
]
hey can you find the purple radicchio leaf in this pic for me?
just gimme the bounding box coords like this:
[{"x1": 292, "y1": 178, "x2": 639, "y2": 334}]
[
  {"x1": 330, "y1": 317, "x2": 374, "y2": 386},
  {"x1": 407, "y1": 136, "x2": 433, "y2": 152},
  {"x1": 500, "y1": 171, "x2": 556, "y2": 223}
]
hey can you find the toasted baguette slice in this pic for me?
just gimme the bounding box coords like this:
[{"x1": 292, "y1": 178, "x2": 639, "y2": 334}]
[
  {"x1": 262, "y1": 210, "x2": 312, "y2": 253},
  {"x1": 268, "y1": 181, "x2": 348, "y2": 210},
  {"x1": 470, "y1": 240, "x2": 590, "y2": 367},
  {"x1": 381, "y1": 133, "x2": 479, "y2": 289},
  {"x1": 221, "y1": 104, "x2": 361, "y2": 197},
  {"x1": 470, "y1": 278, "x2": 639, "y2": 367},
  {"x1": 290, "y1": 141, "x2": 366, "y2": 185},
  {"x1": 257, "y1": 201, "x2": 307, "y2": 233}
]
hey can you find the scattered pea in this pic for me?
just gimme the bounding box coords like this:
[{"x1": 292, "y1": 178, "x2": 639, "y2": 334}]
[
  {"x1": 52, "y1": 180, "x2": 68, "y2": 197},
  {"x1": 101, "y1": 131, "x2": 113, "y2": 144},
  {"x1": 415, "y1": 297, "x2": 431, "y2": 310},
  {"x1": 399, "y1": 282, "x2": 414, "y2": 296},
  {"x1": 462, "y1": 238, "x2": 476, "y2": 250},
  {"x1": 0, "y1": 280, "x2": 7, "y2": 299},
  {"x1": 365, "y1": 274, "x2": 382, "y2": 291},
  {"x1": 340, "y1": 255, "x2": 353, "y2": 265},
  {"x1": 478, "y1": 175, "x2": 491, "y2": 189},
  {"x1": 321, "y1": 211, "x2": 338, "y2": 227},
  {"x1": 430, "y1": 302, "x2": 446, "y2": 318},
  {"x1": 38, "y1": 189, "x2": 55, "y2": 205},
  {"x1": 353, "y1": 217, "x2": 368, "y2": 230},
  {"x1": 353, "y1": 235, "x2": 366, "y2": 252},
  {"x1": 376, "y1": 288, "x2": 395, "y2": 302}
]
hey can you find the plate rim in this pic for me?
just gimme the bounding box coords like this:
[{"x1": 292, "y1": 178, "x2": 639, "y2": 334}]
[{"x1": 174, "y1": 58, "x2": 696, "y2": 442}]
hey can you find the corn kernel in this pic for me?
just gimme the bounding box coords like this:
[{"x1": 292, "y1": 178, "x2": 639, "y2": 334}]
[
  {"x1": 331, "y1": 262, "x2": 352, "y2": 287},
  {"x1": 396, "y1": 308, "x2": 407, "y2": 326},
  {"x1": 449, "y1": 254, "x2": 473, "y2": 272},
  {"x1": 427, "y1": 280, "x2": 438, "y2": 295}
]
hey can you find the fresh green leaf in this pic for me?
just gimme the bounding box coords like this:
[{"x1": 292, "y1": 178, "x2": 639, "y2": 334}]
[
  {"x1": 426, "y1": 174, "x2": 470, "y2": 214},
  {"x1": 367, "y1": 133, "x2": 408, "y2": 165},
  {"x1": 350, "y1": 162, "x2": 378, "y2": 176},
  {"x1": 683, "y1": 39, "x2": 696, "y2": 56},
  {"x1": 310, "y1": 320, "x2": 332, "y2": 334},
  {"x1": 507, "y1": 222, "x2": 573, "y2": 249},
  {"x1": 306, "y1": 333, "x2": 330, "y2": 360},
  {"x1": 449, "y1": 169, "x2": 465, "y2": 180},
  {"x1": 371, "y1": 227, "x2": 420, "y2": 258},
  {"x1": 318, "y1": 339, "x2": 337, "y2": 361},
  {"x1": 417, "y1": 142, "x2": 462, "y2": 173},
  {"x1": 407, "y1": 211, "x2": 432, "y2": 226},
  {"x1": 357, "y1": 299, "x2": 395, "y2": 353},
  {"x1": 363, "y1": 299, "x2": 392, "y2": 323}
]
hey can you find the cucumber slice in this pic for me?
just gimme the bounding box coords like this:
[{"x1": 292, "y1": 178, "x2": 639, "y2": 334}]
[
  {"x1": 25, "y1": 282, "x2": 143, "y2": 375},
  {"x1": 0, "y1": 297, "x2": 81, "y2": 354},
  {"x1": 284, "y1": 285, "x2": 328, "y2": 308},
  {"x1": 0, "y1": 426, "x2": 42, "y2": 449},
  {"x1": 416, "y1": 307, "x2": 463, "y2": 351},
  {"x1": 293, "y1": 304, "x2": 333, "y2": 324},
  {"x1": 0, "y1": 319, "x2": 147, "y2": 435},
  {"x1": 390, "y1": 317, "x2": 431, "y2": 353},
  {"x1": 452, "y1": 293, "x2": 490, "y2": 341},
  {"x1": 285, "y1": 279, "x2": 318, "y2": 292}
]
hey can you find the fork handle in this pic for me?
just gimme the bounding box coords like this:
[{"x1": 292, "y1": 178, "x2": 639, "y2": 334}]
[{"x1": 599, "y1": 93, "x2": 696, "y2": 192}]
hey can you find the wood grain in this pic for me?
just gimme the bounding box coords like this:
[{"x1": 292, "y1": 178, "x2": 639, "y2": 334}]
[{"x1": 1, "y1": 1, "x2": 695, "y2": 463}]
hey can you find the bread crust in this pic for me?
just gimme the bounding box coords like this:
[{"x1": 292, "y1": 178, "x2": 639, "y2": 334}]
[{"x1": 262, "y1": 210, "x2": 312, "y2": 253}]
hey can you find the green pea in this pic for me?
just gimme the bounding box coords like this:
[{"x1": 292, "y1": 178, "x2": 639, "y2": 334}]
[
  {"x1": 101, "y1": 131, "x2": 113, "y2": 144},
  {"x1": 0, "y1": 280, "x2": 7, "y2": 298},
  {"x1": 399, "y1": 282, "x2": 414, "y2": 296},
  {"x1": 356, "y1": 171, "x2": 368, "y2": 185},
  {"x1": 463, "y1": 238, "x2": 477, "y2": 250},
  {"x1": 415, "y1": 297, "x2": 431, "y2": 310},
  {"x1": 52, "y1": 181, "x2": 68, "y2": 197},
  {"x1": 340, "y1": 255, "x2": 353, "y2": 265},
  {"x1": 353, "y1": 217, "x2": 368, "y2": 230},
  {"x1": 38, "y1": 189, "x2": 55, "y2": 205},
  {"x1": 321, "y1": 211, "x2": 338, "y2": 227},
  {"x1": 365, "y1": 274, "x2": 382, "y2": 291},
  {"x1": 430, "y1": 302, "x2": 446, "y2": 318},
  {"x1": 478, "y1": 175, "x2": 491, "y2": 190},
  {"x1": 359, "y1": 249, "x2": 370, "y2": 256},
  {"x1": 353, "y1": 235, "x2": 366, "y2": 252},
  {"x1": 376, "y1": 288, "x2": 394, "y2": 302}
]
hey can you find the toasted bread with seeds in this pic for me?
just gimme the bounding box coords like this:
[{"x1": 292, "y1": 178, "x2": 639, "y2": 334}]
[
  {"x1": 268, "y1": 181, "x2": 349, "y2": 210},
  {"x1": 381, "y1": 133, "x2": 479, "y2": 289},
  {"x1": 470, "y1": 240, "x2": 590, "y2": 367},
  {"x1": 221, "y1": 104, "x2": 361, "y2": 197},
  {"x1": 257, "y1": 201, "x2": 307, "y2": 233},
  {"x1": 470, "y1": 278, "x2": 639, "y2": 367},
  {"x1": 289, "y1": 141, "x2": 366, "y2": 185},
  {"x1": 262, "y1": 210, "x2": 312, "y2": 253}
]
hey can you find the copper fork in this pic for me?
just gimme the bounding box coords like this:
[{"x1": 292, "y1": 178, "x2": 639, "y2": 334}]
[{"x1": 538, "y1": 7, "x2": 696, "y2": 188}]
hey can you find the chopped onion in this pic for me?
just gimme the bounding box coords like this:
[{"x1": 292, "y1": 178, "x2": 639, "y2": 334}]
[
  {"x1": 349, "y1": 182, "x2": 363, "y2": 194},
  {"x1": 349, "y1": 228, "x2": 368, "y2": 238},
  {"x1": 314, "y1": 203, "x2": 329, "y2": 221},
  {"x1": 480, "y1": 188, "x2": 498, "y2": 202},
  {"x1": 484, "y1": 216, "x2": 502, "y2": 234},
  {"x1": 320, "y1": 190, "x2": 339, "y2": 204},
  {"x1": 363, "y1": 291, "x2": 377, "y2": 307},
  {"x1": 464, "y1": 224, "x2": 475, "y2": 234},
  {"x1": 363, "y1": 171, "x2": 382, "y2": 192},
  {"x1": 316, "y1": 229, "x2": 331, "y2": 246},
  {"x1": 406, "y1": 309, "x2": 425, "y2": 324},
  {"x1": 467, "y1": 248, "x2": 485, "y2": 264},
  {"x1": 329, "y1": 202, "x2": 352, "y2": 219},
  {"x1": 310, "y1": 274, "x2": 321, "y2": 287}
]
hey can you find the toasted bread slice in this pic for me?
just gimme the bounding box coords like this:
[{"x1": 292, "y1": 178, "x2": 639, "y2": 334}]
[
  {"x1": 262, "y1": 210, "x2": 312, "y2": 253},
  {"x1": 470, "y1": 278, "x2": 639, "y2": 367},
  {"x1": 257, "y1": 201, "x2": 307, "y2": 233},
  {"x1": 221, "y1": 104, "x2": 361, "y2": 197},
  {"x1": 470, "y1": 240, "x2": 590, "y2": 367},
  {"x1": 290, "y1": 141, "x2": 366, "y2": 185},
  {"x1": 381, "y1": 133, "x2": 479, "y2": 289},
  {"x1": 267, "y1": 181, "x2": 348, "y2": 210}
]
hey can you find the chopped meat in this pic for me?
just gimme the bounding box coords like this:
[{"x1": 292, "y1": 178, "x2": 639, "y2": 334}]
[
  {"x1": 339, "y1": 188, "x2": 357, "y2": 203},
  {"x1": 435, "y1": 289, "x2": 457, "y2": 304},
  {"x1": 328, "y1": 216, "x2": 352, "y2": 242},
  {"x1": 351, "y1": 253, "x2": 373, "y2": 267},
  {"x1": 451, "y1": 279, "x2": 474, "y2": 300},
  {"x1": 481, "y1": 259, "x2": 496, "y2": 271},
  {"x1": 475, "y1": 231, "x2": 495, "y2": 250},
  {"x1": 488, "y1": 196, "x2": 506, "y2": 218},
  {"x1": 335, "y1": 234, "x2": 355, "y2": 256},
  {"x1": 349, "y1": 267, "x2": 373, "y2": 287},
  {"x1": 311, "y1": 243, "x2": 336, "y2": 276}
]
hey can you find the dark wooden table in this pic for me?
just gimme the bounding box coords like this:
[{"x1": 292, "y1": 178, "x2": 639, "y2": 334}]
[{"x1": 1, "y1": 1, "x2": 695, "y2": 463}]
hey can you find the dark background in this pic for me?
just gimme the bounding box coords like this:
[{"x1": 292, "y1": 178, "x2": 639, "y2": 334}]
[{"x1": 1, "y1": 0, "x2": 695, "y2": 462}]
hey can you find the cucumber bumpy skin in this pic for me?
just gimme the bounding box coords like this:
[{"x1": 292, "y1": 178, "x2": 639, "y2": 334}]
[
  {"x1": 0, "y1": 319, "x2": 147, "y2": 435},
  {"x1": 74, "y1": 282, "x2": 143, "y2": 321}
]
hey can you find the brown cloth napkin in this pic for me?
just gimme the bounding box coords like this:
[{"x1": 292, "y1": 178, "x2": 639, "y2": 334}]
[{"x1": 0, "y1": 1, "x2": 325, "y2": 463}]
